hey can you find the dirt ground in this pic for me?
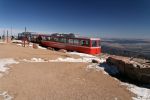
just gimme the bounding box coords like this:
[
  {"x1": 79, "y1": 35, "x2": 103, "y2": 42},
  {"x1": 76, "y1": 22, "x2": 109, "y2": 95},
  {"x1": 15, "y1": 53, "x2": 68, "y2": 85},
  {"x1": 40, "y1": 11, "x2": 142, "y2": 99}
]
[
  {"x1": 0, "y1": 43, "x2": 133, "y2": 100},
  {"x1": 0, "y1": 43, "x2": 79, "y2": 60}
]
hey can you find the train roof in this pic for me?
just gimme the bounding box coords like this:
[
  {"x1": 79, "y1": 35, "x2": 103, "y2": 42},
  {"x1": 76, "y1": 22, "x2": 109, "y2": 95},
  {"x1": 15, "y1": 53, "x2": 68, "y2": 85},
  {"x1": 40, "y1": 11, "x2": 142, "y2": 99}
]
[
  {"x1": 19, "y1": 32, "x2": 100, "y2": 40},
  {"x1": 74, "y1": 36, "x2": 100, "y2": 40},
  {"x1": 49, "y1": 33, "x2": 100, "y2": 40}
]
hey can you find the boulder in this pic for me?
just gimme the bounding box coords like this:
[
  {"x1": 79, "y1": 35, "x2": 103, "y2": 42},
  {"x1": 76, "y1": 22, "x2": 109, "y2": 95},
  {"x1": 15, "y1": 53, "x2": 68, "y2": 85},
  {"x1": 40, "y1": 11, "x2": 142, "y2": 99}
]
[
  {"x1": 117, "y1": 60, "x2": 125, "y2": 73},
  {"x1": 33, "y1": 43, "x2": 38, "y2": 49},
  {"x1": 125, "y1": 63, "x2": 140, "y2": 81},
  {"x1": 106, "y1": 57, "x2": 119, "y2": 65},
  {"x1": 92, "y1": 59, "x2": 100, "y2": 63},
  {"x1": 106, "y1": 55, "x2": 150, "y2": 84},
  {"x1": 140, "y1": 74, "x2": 150, "y2": 83}
]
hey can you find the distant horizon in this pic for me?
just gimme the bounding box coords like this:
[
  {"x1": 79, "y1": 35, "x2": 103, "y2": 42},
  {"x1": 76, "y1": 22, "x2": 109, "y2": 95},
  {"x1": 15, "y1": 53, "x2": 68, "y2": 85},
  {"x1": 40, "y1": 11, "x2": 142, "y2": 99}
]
[{"x1": 0, "y1": 27, "x2": 150, "y2": 40}]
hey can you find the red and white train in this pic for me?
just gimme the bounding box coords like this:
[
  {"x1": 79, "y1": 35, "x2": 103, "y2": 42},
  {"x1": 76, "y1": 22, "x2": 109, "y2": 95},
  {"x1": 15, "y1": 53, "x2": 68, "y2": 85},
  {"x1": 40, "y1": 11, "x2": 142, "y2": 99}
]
[{"x1": 19, "y1": 33, "x2": 101, "y2": 55}]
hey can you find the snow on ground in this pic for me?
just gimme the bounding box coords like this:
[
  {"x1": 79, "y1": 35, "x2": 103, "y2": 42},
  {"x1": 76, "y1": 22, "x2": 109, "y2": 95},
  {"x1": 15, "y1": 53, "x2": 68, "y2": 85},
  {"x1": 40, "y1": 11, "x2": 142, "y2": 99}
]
[
  {"x1": 0, "y1": 58, "x2": 18, "y2": 100},
  {"x1": 68, "y1": 52, "x2": 150, "y2": 100},
  {"x1": 121, "y1": 83, "x2": 150, "y2": 100},
  {"x1": 21, "y1": 52, "x2": 105, "y2": 63},
  {"x1": 68, "y1": 52, "x2": 96, "y2": 58},
  {"x1": 11, "y1": 40, "x2": 22, "y2": 44},
  {"x1": 68, "y1": 52, "x2": 105, "y2": 63},
  {"x1": 0, "y1": 58, "x2": 19, "y2": 73},
  {"x1": 22, "y1": 57, "x2": 91, "y2": 63},
  {"x1": 87, "y1": 62, "x2": 119, "y2": 75},
  {"x1": 22, "y1": 58, "x2": 46, "y2": 62},
  {"x1": 16, "y1": 42, "x2": 47, "y2": 49},
  {"x1": 16, "y1": 44, "x2": 22, "y2": 46},
  {"x1": 37, "y1": 45, "x2": 47, "y2": 49},
  {"x1": 0, "y1": 91, "x2": 13, "y2": 100},
  {"x1": 49, "y1": 57, "x2": 85, "y2": 62}
]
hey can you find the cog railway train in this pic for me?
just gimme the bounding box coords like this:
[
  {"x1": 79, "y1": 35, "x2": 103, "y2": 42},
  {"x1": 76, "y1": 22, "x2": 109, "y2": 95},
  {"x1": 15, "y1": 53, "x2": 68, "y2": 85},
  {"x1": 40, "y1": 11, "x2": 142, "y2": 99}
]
[{"x1": 18, "y1": 32, "x2": 101, "y2": 55}]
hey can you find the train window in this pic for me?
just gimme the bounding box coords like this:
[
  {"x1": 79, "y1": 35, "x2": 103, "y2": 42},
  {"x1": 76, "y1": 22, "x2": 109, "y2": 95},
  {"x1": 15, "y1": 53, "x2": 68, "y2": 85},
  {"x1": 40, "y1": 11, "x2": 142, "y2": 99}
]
[
  {"x1": 92, "y1": 40, "x2": 97, "y2": 47},
  {"x1": 59, "y1": 38, "x2": 66, "y2": 43},
  {"x1": 45, "y1": 36, "x2": 51, "y2": 41},
  {"x1": 98, "y1": 40, "x2": 101, "y2": 46},
  {"x1": 69, "y1": 39, "x2": 74, "y2": 44},
  {"x1": 59, "y1": 38, "x2": 63, "y2": 43},
  {"x1": 43, "y1": 36, "x2": 51, "y2": 41},
  {"x1": 73, "y1": 39, "x2": 79, "y2": 45},
  {"x1": 80, "y1": 40, "x2": 89, "y2": 46},
  {"x1": 53, "y1": 38, "x2": 59, "y2": 42},
  {"x1": 63, "y1": 38, "x2": 67, "y2": 43},
  {"x1": 41, "y1": 36, "x2": 46, "y2": 40}
]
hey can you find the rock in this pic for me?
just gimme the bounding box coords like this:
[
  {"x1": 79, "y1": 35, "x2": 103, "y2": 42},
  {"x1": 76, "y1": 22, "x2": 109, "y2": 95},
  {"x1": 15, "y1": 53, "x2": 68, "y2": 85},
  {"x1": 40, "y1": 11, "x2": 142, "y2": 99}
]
[
  {"x1": 117, "y1": 60, "x2": 125, "y2": 73},
  {"x1": 58, "y1": 49, "x2": 67, "y2": 53},
  {"x1": 92, "y1": 59, "x2": 100, "y2": 63},
  {"x1": 139, "y1": 67, "x2": 150, "y2": 74},
  {"x1": 33, "y1": 43, "x2": 38, "y2": 49},
  {"x1": 106, "y1": 55, "x2": 150, "y2": 84},
  {"x1": 125, "y1": 63, "x2": 140, "y2": 81},
  {"x1": 140, "y1": 74, "x2": 150, "y2": 83},
  {"x1": 106, "y1": 57, "x2": 118, "y2": 65}
]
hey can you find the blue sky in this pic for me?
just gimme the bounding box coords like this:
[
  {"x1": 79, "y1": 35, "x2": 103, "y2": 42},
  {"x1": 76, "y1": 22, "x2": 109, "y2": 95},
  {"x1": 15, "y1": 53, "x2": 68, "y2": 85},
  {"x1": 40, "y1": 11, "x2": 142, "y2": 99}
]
[{"x1": 0, "y1": 0, "x2": 150, "y2": 38}]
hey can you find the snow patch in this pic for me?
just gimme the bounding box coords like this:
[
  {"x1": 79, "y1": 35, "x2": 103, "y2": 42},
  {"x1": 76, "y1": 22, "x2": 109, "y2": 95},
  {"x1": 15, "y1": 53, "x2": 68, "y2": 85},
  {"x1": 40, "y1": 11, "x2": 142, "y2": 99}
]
[
  {"x1": 121, "y1": 83, "x2": 150, "y2": 100},
  {"x1": 16, "y1": 44, "x2": 22, "y2": 46},
  {"x1": 11, "y1": 40, "x2": 22, "y2": 43},
  {"x1": 49, "y1": 57, "x2": 84, "y2": 62},
  {"x1": 0, "y1": 59, "x2": 18, "y2": 100},
  {"x1": 21, "y1": 51, "x2": 105, "y2": 63},
  {"x1": 0, "y1": 91, "x2": 13, "y2": 100},
  {"x1": 86, "y1": 61, "x2": 119, "y2": 75},
  {"x1": 68, "y1": 52, "x2": 105, "y2": 63},
  {"x1": 68, "y1": 52, "x2": 96, "y2": 58},
  {"x1": 38, "y1": 45, "x2": 46, "y2": 49},
  {"x1": 22, "y1": 57, "x2": 105, "y2": 63},
  {"x1": 0, "y1": 58, "x2": 19, "y2": 73},
  {"x1": 28, "y1": 43, "x2": 33, "y2": 47},
  {"x1": 22, "y1": 58, "x2": 46, "y2": 62},
  {"x1": 86, "y1": 63, "x2": 102, "y2": 71},
  {"x1": 99, "y1": 62, "x2": 119, "y2": 75}
]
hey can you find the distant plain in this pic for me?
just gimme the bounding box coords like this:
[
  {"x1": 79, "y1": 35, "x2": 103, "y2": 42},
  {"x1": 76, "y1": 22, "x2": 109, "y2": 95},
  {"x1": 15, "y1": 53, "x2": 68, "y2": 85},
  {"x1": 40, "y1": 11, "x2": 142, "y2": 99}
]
[{"x1": 101, "y1": 38, "x2": 150, "y2": 60}]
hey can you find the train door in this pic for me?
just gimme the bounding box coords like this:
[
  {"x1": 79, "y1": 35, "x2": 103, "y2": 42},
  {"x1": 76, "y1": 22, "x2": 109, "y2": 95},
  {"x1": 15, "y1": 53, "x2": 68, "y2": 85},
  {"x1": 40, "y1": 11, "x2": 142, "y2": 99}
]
[{"x1": 91, "y1": 39, "x2": 101, "y2": 54}]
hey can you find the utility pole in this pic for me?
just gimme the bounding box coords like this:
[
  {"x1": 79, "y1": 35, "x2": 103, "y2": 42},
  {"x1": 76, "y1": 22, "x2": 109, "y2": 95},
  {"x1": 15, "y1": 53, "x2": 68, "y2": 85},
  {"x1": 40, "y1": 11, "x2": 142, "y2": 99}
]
[
  {"x1": 11, "y1": 26, "x2": 12, "y2": 36},
  {"x1": 7, "y1": 30, "x2": 8, "y2": 43},
  {"x1": 3, "y1": 30, "x2": 5, "y2": 41}
]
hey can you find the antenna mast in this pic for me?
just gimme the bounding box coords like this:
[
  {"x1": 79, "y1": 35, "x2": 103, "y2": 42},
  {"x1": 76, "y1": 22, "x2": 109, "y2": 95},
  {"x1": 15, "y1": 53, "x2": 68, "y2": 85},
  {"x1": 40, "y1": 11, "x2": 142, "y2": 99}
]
[{"x1": 25, "y1": 27, "x2": 27, "y2": 32}]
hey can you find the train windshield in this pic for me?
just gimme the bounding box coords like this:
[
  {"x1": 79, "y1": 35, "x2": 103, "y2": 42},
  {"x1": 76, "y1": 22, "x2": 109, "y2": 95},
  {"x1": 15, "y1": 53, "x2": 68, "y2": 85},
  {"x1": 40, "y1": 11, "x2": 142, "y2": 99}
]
[{"x1": 92, "y1": 40, "x2": 100, "y2": 47}]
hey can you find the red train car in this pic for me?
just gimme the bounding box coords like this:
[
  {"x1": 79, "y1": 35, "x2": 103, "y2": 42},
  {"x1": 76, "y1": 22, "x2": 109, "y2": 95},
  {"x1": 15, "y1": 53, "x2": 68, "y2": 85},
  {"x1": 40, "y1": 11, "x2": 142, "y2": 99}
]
[{"x1": 38, "y1": 33, "x2": 101, "y2": 55}]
